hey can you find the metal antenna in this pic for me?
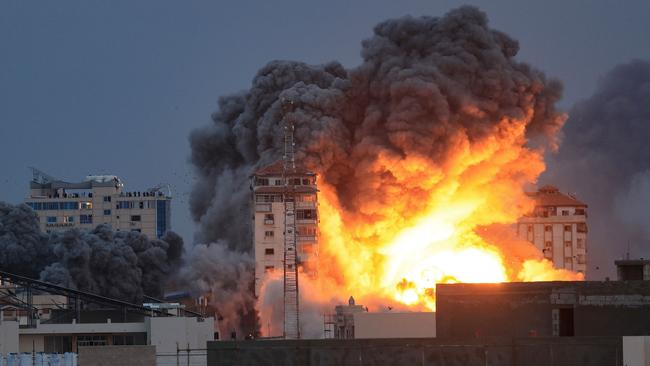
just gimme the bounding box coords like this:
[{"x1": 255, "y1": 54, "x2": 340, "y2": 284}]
[{"x1": 281, "y1": 98, "x2": 300, "y2": 339}]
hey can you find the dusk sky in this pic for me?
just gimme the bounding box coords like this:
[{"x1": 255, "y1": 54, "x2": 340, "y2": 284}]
[{"x1": 2, "y1": 0, "x2": 650, "y2": 242}]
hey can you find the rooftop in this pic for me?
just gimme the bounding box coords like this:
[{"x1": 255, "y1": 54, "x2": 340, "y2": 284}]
[
  {"x1": 527, "y1": 185, "x2": 587, "y2": 207},
  {"x1": 253, "y1": 160, "x2": 316, "y2": 177}
]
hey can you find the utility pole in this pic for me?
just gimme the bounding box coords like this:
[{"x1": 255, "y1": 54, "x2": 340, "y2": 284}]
[{"x1": 281, "y1": 99, "x2": 300, "y2": 339}]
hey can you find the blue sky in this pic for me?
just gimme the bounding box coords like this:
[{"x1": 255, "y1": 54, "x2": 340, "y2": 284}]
[{"x1": 1, "y1": 0, "x2": 650, "y2": 242}]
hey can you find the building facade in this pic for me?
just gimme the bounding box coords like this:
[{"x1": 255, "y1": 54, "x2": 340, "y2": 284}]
[
  {"x1": 517, "y1": 185, "x2": 588, "y2": 275},
  {"x1": 25, "y1": 169, "x2": 171, "y2": 239},
  {"x1": 251, "y1": 161, "x2": 319, "y2": 296}
]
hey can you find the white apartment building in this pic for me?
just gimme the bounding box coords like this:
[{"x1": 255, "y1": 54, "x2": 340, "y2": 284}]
[
  {"x1": 251, "y1": 161, "x2": 319, "y2": 296},
  {"x1": 517, "y1": 185, "x2": 588, "y2": 275},
  {"x1": 25, "y1": 169, "x2": 171, "y2": 239}
]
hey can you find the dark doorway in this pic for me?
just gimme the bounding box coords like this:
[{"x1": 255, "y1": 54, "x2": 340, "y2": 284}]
[{"x1": 559, "y1": 308, "x2": 574, "y2": 336}]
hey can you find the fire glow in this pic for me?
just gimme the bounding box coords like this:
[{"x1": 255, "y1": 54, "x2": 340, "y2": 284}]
[{"x1": 303, "y1": 118, "x2": 583, "y2": 314}]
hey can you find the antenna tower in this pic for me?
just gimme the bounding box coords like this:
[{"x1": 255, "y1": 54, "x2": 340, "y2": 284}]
[{"x1": 281, "y1": 99, "x2": 300, "y2": 339}]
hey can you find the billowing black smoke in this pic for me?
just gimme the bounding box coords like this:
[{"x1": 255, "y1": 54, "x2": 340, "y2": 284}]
[
  {"x1": 545, "y1": 59, "x2": 650, "y2": 278},
  {"x1": 0, "y1": 201, "x2": 183, "y2": 303},
  {"x1": 188, "y1": 5, "x2": 565, "y2": 332}
]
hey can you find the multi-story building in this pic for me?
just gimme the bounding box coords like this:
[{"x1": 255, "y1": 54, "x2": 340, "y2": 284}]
[
  {"x1": 517, "y1": 185, "x2": 588, "y2": 275},
  {"x1": 251, "y1": 161, "x2": 319, "y2": 296},
  {"x1": 25, "y1": 169, "x2": 171, "y2": 239}
]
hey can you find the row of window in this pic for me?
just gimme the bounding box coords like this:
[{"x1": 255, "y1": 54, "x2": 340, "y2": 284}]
[
  {"x1": 527, "y1": 224, "x2": 588, "y2": 234},
  {"x1": 533, "y1": 207, "x2": 587, "y2": 218},
  {"x1": 255, "y1": 177, "x2": 316, "y2": 187},
  {"x1": 255, "y1": 194, "x2": 317, "y2": 203},
  {"x1": 116, "y1": 200, "x2": 156, "y2": 209},
  {"x1": 45, "y1": 214, "x2": 141, "y2": 223},
  {"x1": 27, "y1": 201, "x2": 87, "y2": 211}
]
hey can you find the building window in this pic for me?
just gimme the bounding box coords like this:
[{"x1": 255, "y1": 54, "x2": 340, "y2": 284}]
[
  {"x1": 117, "y1": 201, "x2": 134, "y2": 209},
  {"x1": 256, "y1": 194, "x2": 283, "y2": 203},
  {"x1": 575, "y1": 208, "x2": 586, "y2": 215},
  {"x1": 264, "y1": 230, "x2": 274, "y2": 239},
  {"x1": 564, "y1": 241, "x2": 572, "y2": 248},
  {"x1": 156, "y1": 200, "x2": 169, "y2": 238},
  {"x1": 112, "y1": 335, "x2": 135, "y2": 346},
  {"x1": 80, "y1": 202, "x2": 92, "y2": 210},
  {"x1": 103, "y1": 209, "x2": 111, "y2": 216},
  {"x1": 77, "y1": 335, "x2": 107, "y2": 347},
  {"x1": 576, "y1": 254, "x2": 586, "y2": 264},
  {"x1": 544, "y1": 225, "x2": 552, "y2": 232},
  {"x1": 264, "y1": 214, "x2": 274, "y2": 225},
  {"x1": 274, "y1": 179, "x2": 283, "y2": 186},
  {"x1": 577, "y1": 223, "x2": 588, "y2": 233},
  {"x1": 103, "y1": 196, "x2": 112, "y2": 202},
  {"x1": 63, "y1": 216, "x2": 74, "y2": 224},
  {"x1": 565, "y1": 257, "x2": 572, "y2": 264},
  {"x1": 44, "y1": 336, "x2": 72, "y2": 353},
  {"x1": 139, "y1": 201, "x2": 144, "y2": 209},
  {"x1": 297, "y1": 226, "x2": 317, "y2": 236},
  {"x1": 60, "y1": 202, "x2": 79, "y2": 210},
  {"x1": 131, "y1": 229, "x2": 142, "y2": 232},
  {"x1": 561, "y1": 210, "x2": 569, "y2": 216},
  {"x1": 47, "y1": 216, "x2": 56, "y2": 223},
  {"x1": 80, "y1": 214, "x2": 93, "y2": 224},
  {"x1": 265, "y1": 248, "x2": 274, "y2": 255},
  {"x1": 527, "y1": 225, "x2": 533, "y2": 233},
  {"x1": 577, "y1": 238, "x2": 585, "y2": 249},
  {"x1": 264, "y1": 265, "x2": 274, "y2": 272},
  {"x1": 297, "y1": 209, "x2": 317, "y2": 220},
  {"x1": 131, "y1": 215, "x2": 141, "y2": 222},
  {"x1": 255, "y1": 178, "x2": 269, "y2": 186},
  {"x1": 564, "y1": 225, "x2": 572, "y2": 232}
]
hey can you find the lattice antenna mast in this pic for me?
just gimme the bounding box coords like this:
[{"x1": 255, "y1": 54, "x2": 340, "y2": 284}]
[{"x1": 281, "y1": 99, "x2": 300, "y2": 339}]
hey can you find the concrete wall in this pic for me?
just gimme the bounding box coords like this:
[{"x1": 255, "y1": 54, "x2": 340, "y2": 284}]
[
  {"x1": 0, "y1": 321, "x2": 18, "y2": 354},
  {"x1": 78, "y1": 345, "x2": 155, "y2": 366},
  {"x1": 623, "y1": 336, "x2": 650, "y2": 366},
  {"x1": 353, "y1": 312, "x2": 435, "y2": 339},
  {"x1": 437, "y1": 281, "x2": 650, "y2": 338},
  {"x1": 207, "y1": 337, "x2": 621, "y2": 366},
  {"x1": 147, "y1": 317, "x2": 214, "y2": 354}
]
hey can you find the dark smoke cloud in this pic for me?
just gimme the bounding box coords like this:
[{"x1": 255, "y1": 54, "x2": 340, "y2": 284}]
[
  {"x1": 544, "y1": 59, "x2": 650, "y2": 278},
  {"x1": 0, "y1": 201, "x2": 183, "y2": 303},
  {"x1": 189, "y1": 6, "x2": 565, "y2": 331}
]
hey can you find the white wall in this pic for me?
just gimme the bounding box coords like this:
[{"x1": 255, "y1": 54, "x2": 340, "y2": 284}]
[
  {"x1": 624, "y1": 336, "x2": 650, "y2": 366},
  {"x1": 353, "y1": 312, "x2": 436, "y2": 339},
  {"x1": 0, "y1": 321, "x2": 19, "y2": 353},
  {"x1": 147, "y1": 317, "x2": 214, "y2": 354}
]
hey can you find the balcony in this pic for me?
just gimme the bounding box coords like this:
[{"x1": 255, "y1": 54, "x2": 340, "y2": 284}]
[
  {"x1": 297, "y1": 235, "x2": 317, "y2": 242},
  {"x1": 255, "y1": 204, "x2": 271, "y2": 212},
  {"x1": 296, "y1": 201, "x2": 316, "y2": 209}
]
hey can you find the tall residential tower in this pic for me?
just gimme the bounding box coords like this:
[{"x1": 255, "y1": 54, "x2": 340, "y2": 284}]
[{"x1": 251, "y1": 161, "x2": 319, "y2": 297}]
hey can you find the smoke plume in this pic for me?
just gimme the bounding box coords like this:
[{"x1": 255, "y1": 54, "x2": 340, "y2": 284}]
[
  {"x1": 190, "y1": 6, "x2": 568, "y2": 334},
  {"x1": 544, "y1": 59, "x2": 650, "y2": 278},
  {"x1": 0, "y1": 201, "x2": 183, "y2": 303}
]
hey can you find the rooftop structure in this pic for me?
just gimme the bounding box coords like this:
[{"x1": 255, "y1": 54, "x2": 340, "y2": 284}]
[
  {"x1": 25, "y1": 168, "x2": 171, "y2": 239},
  {"x1": 0, "y1": 270, "x2": 213, "y2": 363},
  {"x1": 436, "y1": 280, "x2": 650, "y2": 339},
  {"x1": 615, "y1": 259, "x2": 650, "y2": 281},
  {"x1": 517, "y1": 185, "x2": 588, "y2": 275}
]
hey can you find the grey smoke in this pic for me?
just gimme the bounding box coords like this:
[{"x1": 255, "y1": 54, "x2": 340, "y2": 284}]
[
  {"x1": 545, "y1": 59, "x2": 650, "y2": 277},
  {"x1": 0, "y1": 201, "x2": 184, "y2": 303},
  {"x1": 189, "y1": 6, "x2": 565, "y2": 333}
]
